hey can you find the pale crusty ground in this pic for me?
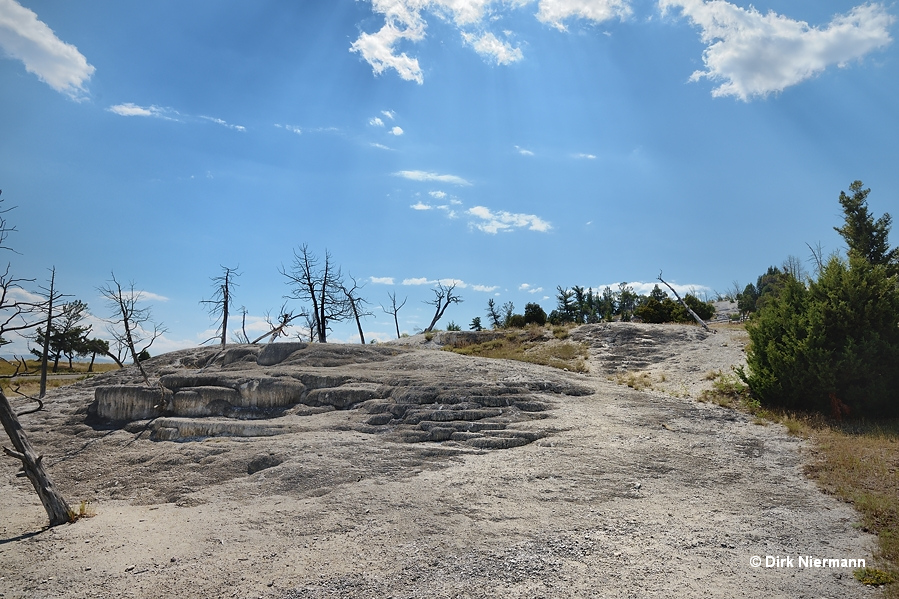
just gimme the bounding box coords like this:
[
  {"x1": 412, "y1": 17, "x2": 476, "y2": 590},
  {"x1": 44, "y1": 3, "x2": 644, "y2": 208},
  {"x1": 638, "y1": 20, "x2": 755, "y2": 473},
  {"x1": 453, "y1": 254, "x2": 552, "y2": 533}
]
[{"x1": 0, "y1": 323, "x2": 880, "y2": 598}]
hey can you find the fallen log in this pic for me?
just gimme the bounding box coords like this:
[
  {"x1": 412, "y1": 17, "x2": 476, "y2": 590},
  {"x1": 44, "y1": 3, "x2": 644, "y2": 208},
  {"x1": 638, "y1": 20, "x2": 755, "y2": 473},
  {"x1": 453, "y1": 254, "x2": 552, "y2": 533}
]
[{"x1": 0, "y1": 389, "x2": 71, "y2": 526}]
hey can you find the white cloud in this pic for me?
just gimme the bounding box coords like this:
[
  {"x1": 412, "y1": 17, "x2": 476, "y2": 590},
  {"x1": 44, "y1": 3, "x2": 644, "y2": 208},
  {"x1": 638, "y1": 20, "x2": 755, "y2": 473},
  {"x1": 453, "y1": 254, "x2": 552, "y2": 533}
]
[
  {"x1": 275, "y1": 123, "x2": 302, "y2": 135},
  {"x1": 573, "y1": 152, "x2": 596, "y2": 159},
  {"x1": 381, "y1": 110, "x2": 396, "y2": 119},
  {"x1": 0, "y1": 0, "x2": 95, "y2": 99},
  {"x1": 371, "y1": 142, "x2": 392, "y2": 150},
  {"x1": 136, "y1": 290, "x2": 169, "y2": 303},
  {"x1": 467, "y1": 205, "x2": 552, "y2": 234},
  {"x1": 519, "y1": 283, "x2": 543, "y2": 293},
  {"x1": 396, "y1": 170, "x2": 472, "y2": 185},
  {"x1": 389, "y1": 126, "x2": 404, "y2": 135},
  {"x1": 411, "y1": 201, "x2": 432, "y2": 210},
  {"x1": 437, "y1": 278, "x2": 467, "y2": 288},
  {"x1": 200, "y1": 115, "x2": 246, "y2": 131},
  {"x1": 352, "y1": 0, "x2": 631, "y2": 82},
  {"x1": 660, "y1": 0, "x2": 894, "y2": 100},
  {"x1": 350, "y1": 3, "x2": 427, "y2": 84},
  {"x1": 515, "y1": 145, "x2": 535, "y2": 156},
  {"x1": 107, "y1": 103, "x2": 179, "y2": 121},
  {"x1": 370, "y1": 117, "x2": 385, "y2": 127},
  {"x1": 472, "y1": 284, "x2": 499, "y2": 292},
  {"x1": 429, "y1": 190, "x2": 447, "y2": 199},
  {"x1": 461, "y1": 31, "x2": 523, "y2": 65},
  {"x1": 402, "y1": 277, "x2": 433, "y2": 285},
  {"x1": 450, "y1": 199, "x2": 463, "y2": 205},
  {"x1": 536, "y1": 0, "x2": 632, "y2": 31},
  {"x1": 370, "y1": 276, "x2": 395, "y2": 285}
]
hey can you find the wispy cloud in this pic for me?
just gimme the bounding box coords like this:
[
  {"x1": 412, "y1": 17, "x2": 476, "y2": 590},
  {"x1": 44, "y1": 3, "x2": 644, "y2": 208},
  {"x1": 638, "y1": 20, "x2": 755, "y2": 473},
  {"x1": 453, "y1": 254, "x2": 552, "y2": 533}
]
[
  {"x1": 573, "y1": 152, "x2": 596, "y2": 159},
  {"x1": 0, "y1": 0, "x2": 95, "y2": 99},
  {"x1": 371, "y1": 142, "x2": 392, "y2": 150},
  {"x1": 200, "y1": 115, "x2": 246, "y2": 131},
  {"x1": 369, "y1": 117, "x2": 385, "y2": 127},
  {"x1": 381, "y1": 110, "x2": 396, "y2": 119},
  {"x1": 519, "y1": 283, "x2": 543, "y2": 293},
  {"x1": 429, "y1": 190, "x2": 447, "y2": 199},
  {"x1": 661, "y1": 0, "x2": 894, "y2": 100},
  {"x1": 396, "y1": 170, "x2": 471, "y2": 185},
  {"x1": 370, "y1": 276, "x2": 395, "y2": 285},
  {"x1": 107, "y1": 103, "x2": 179, "y2": 120},
  {"x1": 467, "y1": 205, "x2": 551, "y2": 234},
  {"x1": 275, "y1": 123, "x2": 302, "y2": 135},
  {"x1": 515, "y1": 145, "x2": 535, "y2": 156},
  {"x1": 472, "y1": 284, "x2": 499, "y2": 292}
]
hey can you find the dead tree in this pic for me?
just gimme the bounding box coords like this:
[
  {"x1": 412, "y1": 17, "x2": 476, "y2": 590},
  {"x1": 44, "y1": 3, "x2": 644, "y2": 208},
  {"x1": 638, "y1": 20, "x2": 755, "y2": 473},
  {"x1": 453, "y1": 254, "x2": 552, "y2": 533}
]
[
  {"x1": 381, "y1": 291, "x2": 407, "y2": 339},
  {"x1": 0, "y1": 190, "x2": 72, "y2": 527},
  {"x1": 233, "y1": 306, "x2": 250, "y2": 343},
  {"x1": 657, "y1": 272, "x2": 710, "y2": 332},
  {"x1": 98, "y1": 273, "x2": 166, "y2": 386},
  {"x1": 200, "y1": 265, "x2": 240, "y2": 347},
  {"x1": 342, "y1": 275, "x2": 372, "y2": 344},
  {"x1": 251, "y1": 304, "x2": 304, "y2": 344},
  {"x1": 424, "y1": 282, "x2": 463, "y2": 332},
  {"x1": 1, "y1": 389, "x2": 72, "y2": 526},
  {"x1": 280, "y1": 245, "x2": 351, "y2": 343}
]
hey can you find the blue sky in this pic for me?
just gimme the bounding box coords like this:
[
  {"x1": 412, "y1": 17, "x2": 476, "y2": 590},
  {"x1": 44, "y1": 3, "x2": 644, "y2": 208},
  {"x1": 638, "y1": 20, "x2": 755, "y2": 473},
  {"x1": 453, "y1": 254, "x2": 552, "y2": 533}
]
[{"x1": 1, "y1": 0, "x2": 897, "y2": 355}]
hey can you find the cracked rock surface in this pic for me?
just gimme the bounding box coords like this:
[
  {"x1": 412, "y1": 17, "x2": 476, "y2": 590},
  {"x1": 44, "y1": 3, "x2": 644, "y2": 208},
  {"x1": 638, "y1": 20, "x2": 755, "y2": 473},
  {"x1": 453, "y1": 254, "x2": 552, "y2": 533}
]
[{"x1": 0, "y1": 324, "x2": 877, "y2": 599}]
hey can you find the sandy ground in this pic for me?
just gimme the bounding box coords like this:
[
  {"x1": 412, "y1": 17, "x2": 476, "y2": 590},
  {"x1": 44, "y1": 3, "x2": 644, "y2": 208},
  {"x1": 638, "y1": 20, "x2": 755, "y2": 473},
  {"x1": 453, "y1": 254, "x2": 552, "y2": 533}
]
[{"x1": 0, "y1": 323, "x2": 880, "y2": 598}]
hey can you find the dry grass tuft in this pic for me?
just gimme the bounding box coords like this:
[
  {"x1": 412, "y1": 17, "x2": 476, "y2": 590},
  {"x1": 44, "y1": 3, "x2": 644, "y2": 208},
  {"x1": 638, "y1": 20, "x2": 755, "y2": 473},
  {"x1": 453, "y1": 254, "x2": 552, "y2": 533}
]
[{"x1": 444, "y1": 329, "x2": 589, "y2": 373}]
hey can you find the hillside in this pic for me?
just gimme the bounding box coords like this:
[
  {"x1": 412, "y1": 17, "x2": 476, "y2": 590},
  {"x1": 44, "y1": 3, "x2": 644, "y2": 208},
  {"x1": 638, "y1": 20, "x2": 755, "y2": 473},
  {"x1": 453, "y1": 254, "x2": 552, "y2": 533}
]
[{"x1": 0, "y1": 323, "x2": 874, "y2": 598}]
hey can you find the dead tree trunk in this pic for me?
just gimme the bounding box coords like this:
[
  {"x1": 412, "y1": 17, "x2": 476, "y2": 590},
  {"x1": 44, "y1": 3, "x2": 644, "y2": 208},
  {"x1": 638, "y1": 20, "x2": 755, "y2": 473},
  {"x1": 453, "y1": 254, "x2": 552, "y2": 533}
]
[
  {"x1": 657, "y1": 272, "x2": 711, "y2": 332},
  {"x1": 0, "y1": 390, "x2": 71, "y2": 526}
]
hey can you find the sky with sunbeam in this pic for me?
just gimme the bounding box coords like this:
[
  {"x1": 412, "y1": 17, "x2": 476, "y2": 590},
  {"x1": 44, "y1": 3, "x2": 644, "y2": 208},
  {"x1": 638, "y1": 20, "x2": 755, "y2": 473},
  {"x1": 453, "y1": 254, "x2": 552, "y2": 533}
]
[{"x1": 1, "y1": 0, "x2": 897, "y2": 354}]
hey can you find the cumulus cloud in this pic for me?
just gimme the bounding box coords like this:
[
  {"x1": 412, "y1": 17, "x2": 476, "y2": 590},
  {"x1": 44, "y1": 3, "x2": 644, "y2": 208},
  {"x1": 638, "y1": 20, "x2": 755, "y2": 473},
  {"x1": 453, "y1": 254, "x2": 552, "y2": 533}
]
[
  {"x1": 389, "y1": 126, "x2": 404, "y2": 135},
  {"x1": 200, "y1": 115, "x2": 246, "y2": 131},
  {"x1": 411, "y1": 201, "x2": 432, "y2": 210},
  {"x1": 660, "y1": 0, "x2": 894, "y2": 100},
  {"x1": 472, "y1": 284, "x2": 499, "y2": 292},
  {"x1": 370, "y1": 276, "x2": 395, "y2": 284},
  {"x1": 352, "y1": 0, "x2": 631, "y2": 83},
  {"x1": 0, "y1": 0, "x2": 95, "y2": 99},
  {"x1": 370, "y1": 117, "x2": 385, "y2": 127},
  {"x1": 461, "y1": 30, "x2": 523, "y2": 64},
  {"x1": 402, "y1": 277, "x2": 433, "y2": 285},
  {"x1": 429, "y1": 190, "x2": 447, "y2": 199},
  {"x1": 519, "y1": 283, "x2": 543, "y2": 293},
  {"x1": 396, "y1": 170, "x2": 471, "y2": 185},
  {"x1": 536, "y1": 0, "x2": 632, "y2": 31},
  {"x1": 467, "y1": 205, "x2": 552, "y2": 234}
]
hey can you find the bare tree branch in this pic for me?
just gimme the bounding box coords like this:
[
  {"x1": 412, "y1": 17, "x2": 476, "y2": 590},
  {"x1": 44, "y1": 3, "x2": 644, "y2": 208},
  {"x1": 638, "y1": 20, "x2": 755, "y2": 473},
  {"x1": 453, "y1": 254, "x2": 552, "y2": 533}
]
[
  {"x1": 98, "y1": 273, "x2": 166, "y2": 386},
  {"x1": 200, "y1": 265, "x2": 240, "y2": 346},
  {"x1": 380, "y1": 292, "x2": 407, "y2": 339},
  {"x1": 424, "y1": 282, "x2": 463, "y2": 332}
]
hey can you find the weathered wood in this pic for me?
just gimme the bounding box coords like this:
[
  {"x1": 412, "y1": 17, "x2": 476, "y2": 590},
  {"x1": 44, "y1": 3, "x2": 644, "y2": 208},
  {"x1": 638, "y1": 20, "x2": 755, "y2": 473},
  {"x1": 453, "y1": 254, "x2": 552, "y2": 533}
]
[
  {"x1": 658, "y1": 272, "x2": 712, "y2": 333},
  {"x1": 0, "y1": 389, "x2": 71, "y2": 526}
]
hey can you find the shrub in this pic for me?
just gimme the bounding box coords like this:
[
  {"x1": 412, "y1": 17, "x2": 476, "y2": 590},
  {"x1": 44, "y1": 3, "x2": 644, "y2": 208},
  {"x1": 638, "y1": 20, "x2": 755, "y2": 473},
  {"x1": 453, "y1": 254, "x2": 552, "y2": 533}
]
[
  {"x1": 523, "y1": 302, "x2": 547, "y2": 326},
  {"x1": 741, "y1": 256, "x2": 899, "y2": 418}
]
